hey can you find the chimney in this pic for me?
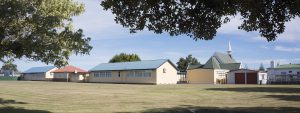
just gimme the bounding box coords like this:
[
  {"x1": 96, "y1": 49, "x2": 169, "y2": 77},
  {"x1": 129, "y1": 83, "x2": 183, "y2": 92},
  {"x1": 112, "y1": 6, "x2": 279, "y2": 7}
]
[{"x1": 270, "y1": 61, "x2": 275, "y2": 68}]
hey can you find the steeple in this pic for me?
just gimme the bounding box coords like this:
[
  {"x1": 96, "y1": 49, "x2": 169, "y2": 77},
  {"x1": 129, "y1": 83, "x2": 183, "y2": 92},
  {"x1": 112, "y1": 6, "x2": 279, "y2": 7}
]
[{"x1": 227, "y1": 41, "x2": 232, "y2": 57}]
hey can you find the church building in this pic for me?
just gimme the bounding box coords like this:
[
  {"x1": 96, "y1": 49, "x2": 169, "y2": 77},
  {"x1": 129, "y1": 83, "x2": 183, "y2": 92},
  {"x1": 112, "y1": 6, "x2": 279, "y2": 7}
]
[{"x1": 187, "y1": 41, "x2": 241, "y2": 84}]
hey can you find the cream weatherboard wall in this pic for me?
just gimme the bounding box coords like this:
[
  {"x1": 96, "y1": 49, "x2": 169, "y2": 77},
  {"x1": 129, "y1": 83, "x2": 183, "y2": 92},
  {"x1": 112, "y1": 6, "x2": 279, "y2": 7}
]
[
  {"x1": 88, "y1": 70, "x2": 157, "y2": 84},
  {"x1": 45, "y1": 68, "x2": 57, "y2": 80},
  {"x1": 88, "y1": 61, "x2": 179, "y2": 84},
  {"x1": 187, "y1": 69, "x2": 215, "y2": 84},
  {"x1": 156, "y1": 61, "x2": 180, "y2": 84}
]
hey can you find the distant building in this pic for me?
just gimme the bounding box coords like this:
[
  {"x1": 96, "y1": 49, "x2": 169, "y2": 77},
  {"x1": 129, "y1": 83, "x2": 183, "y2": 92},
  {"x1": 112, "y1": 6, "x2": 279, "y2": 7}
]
[
  {"x1": 0, "y1": 69, "x2": 20, "y2": 77},
  {"x1": 51, "y1": 65, "x2": 88, "y2": 82},
  {"x1": 227, "y1": 69, "x2": 267, "y2": 84},
  {"x1": 267, "y1": 62, "x2": 300, "y2": 84},
  {"x1": 89, "y1": 59, "x2": 179, "y2": 84},
  {"x1": 22, "y1": 66, "x2": 57, "y2": 81},
  {"x1": 187, "y1": 41, "x2": 241, "y2": 84}
]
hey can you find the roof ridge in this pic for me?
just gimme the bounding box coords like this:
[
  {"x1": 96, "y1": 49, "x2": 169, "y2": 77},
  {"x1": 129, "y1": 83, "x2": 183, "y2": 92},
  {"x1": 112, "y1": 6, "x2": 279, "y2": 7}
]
[
  {"x1": 99, "y1": 59, "x2": 169, "y2": 64},
  {"x1": 29, "y1": 66, "x2": 55, "y2": 68},
  {"x1": 89, "y1": 59, "x2": 172, "y2": 71}
]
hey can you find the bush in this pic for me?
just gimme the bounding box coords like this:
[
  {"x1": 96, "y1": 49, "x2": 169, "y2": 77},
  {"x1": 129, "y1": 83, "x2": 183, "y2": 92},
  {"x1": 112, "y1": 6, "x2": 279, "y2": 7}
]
[{"x1": 0, "y1": 76, "x2": 18, "y2": 81}]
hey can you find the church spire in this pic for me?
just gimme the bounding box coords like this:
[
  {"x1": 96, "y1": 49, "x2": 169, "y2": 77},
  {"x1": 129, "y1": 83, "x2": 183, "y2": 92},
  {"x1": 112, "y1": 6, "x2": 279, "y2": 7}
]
[{"x1": 227, "y1": 41, "x2": 232, "y2": 57}]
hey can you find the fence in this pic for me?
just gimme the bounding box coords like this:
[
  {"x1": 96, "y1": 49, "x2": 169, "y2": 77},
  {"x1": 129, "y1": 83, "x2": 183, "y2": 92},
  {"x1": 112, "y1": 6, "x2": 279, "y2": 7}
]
[
  {"x1": 177, "y1": 72, "x2": 187, "y2": 83},
  {"x1": 0, "y1": 76, "x2": 19, "y2": 81},
  {"x1": 268, "y1": 75, "x2": 300, "y2": 84}
]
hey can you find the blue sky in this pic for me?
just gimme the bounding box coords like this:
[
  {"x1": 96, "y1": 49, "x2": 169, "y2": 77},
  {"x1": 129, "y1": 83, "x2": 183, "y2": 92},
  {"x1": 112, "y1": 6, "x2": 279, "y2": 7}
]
[{"x1": 3, "y1": 0, "x2": 300, "y2": 71}]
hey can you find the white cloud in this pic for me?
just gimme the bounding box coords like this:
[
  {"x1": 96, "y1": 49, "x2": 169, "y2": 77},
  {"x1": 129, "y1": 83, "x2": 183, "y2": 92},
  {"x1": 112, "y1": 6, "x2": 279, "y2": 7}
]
[
  {"x1": 276, "y1": 17, "x2": 300, "y2": 43},
  {"x1": 218, "y1": 14, "x2": 300, "y2": 43},
  {"x1": 274, "y1": 46, "x2": 300, "y2": 53},
  {"x1": 249, "y1": 18, "x2": 300, "y2": 43},
  {"x1": 251, "y1": 36, "x2": 268, "y2": 42},
  {"x1": 217, "y1": 16, "x2": 246, "y2": 36}
]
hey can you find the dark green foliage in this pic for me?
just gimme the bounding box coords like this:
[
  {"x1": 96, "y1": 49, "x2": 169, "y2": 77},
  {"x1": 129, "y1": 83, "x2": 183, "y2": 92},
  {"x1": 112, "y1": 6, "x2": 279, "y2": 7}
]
[
  {"x1": 0, "y1": 0, "x2": 92, "y2": 67},
  {"x1": 1, "y1": 59, "x2": 17, "y2": 71},
  {"x1": 0, "y1": 76, "x2": 18, "y2": 81},
  {"x1": 259, "y1": 63, "x2": 265, "y2": 71},
  {"x1": 109, "y1": 53, "x2": 141, "y2": 63},
  {"x1": 101, "y1": 0, "x2": 300, "y2": 41},
  {"x1": 176, "y1": 54, "x2": 200, "y2": 71}
]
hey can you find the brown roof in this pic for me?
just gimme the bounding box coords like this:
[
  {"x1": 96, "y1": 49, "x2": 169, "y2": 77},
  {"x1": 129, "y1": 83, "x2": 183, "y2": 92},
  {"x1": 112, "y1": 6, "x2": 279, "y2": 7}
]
[{"x1": 52, "y1": 65, "x2": 88, "y2": 73}]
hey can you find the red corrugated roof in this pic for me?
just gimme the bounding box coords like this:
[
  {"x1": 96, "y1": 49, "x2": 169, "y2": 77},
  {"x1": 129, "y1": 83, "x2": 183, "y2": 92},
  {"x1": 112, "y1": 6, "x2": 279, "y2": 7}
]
[{"x1": 52, "y1": 65, "x2": 88, "y2": 73}]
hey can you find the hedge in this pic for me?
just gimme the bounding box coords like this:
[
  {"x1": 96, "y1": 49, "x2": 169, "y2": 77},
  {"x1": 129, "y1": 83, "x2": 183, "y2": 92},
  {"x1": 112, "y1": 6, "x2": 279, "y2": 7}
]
[{"x1": 0, "y1": 76, "x2": 19, "y2": 81}]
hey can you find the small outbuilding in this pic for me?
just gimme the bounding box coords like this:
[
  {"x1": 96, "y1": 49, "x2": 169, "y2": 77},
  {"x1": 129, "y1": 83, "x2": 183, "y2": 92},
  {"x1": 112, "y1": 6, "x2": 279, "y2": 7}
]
[
  {"x1": 267, "y1": 62, "x2": 300, "y2": 84},
  {"x1": 89, "y1": 59, "x2": 179, "y2": 84},
  {"x1": 22, "y1": 66, "x2": 56, "y2": 81},
  {"x1": 227, "y1": 69, "x2": 267, "y2": 84},
  {"x1": 52, "y1": 65, "x2": 88, "y2": 82}
]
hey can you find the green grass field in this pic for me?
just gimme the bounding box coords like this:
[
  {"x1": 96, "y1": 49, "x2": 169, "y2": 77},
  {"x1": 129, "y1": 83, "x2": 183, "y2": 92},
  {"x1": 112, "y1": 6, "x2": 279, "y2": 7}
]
[{"x1": 0, "y1": 81, "x2": 299, "y2": 113}]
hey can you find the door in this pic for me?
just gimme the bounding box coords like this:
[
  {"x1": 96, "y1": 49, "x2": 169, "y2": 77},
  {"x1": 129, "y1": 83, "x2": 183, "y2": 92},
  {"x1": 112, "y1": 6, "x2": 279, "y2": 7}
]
[
  {"x1": 235, "y1": 73, "x2": 245, "y2": 84},
  {"x1": 247, "y1": 73, "x2": 258, "y2": 84}
]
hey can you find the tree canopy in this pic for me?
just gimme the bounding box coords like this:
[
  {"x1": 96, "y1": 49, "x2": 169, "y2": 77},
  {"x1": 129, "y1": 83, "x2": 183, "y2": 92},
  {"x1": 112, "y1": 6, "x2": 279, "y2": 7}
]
[
  {"x1": 176, "y1": 54, "x2": 200, "y2": 71},
  {"x1": 259, "y1": 63, "x2": 265, "y2": 71},
  {"x1": 101, "y1": 0, "x2": 300, "y2": 41},
  {"x1": 0, "y1": 0, "x2": 92, "y2": 67},
  {"x1": 1, "y1": 59, "x2": 17, "y2": 71},
  {"x1": 109, "y1": 53, "x2": 141, "y2": 63}
]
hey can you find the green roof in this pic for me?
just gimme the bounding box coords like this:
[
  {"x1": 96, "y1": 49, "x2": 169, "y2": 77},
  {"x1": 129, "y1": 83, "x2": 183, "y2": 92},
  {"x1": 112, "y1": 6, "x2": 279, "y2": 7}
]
[
  {"x1": 220, "y1": 63, "x2": 241, "y2": 70},
  {"x1": 187, "y1": 64, "x2": 203, "y2": 70},
  {"x1": 273, "y1": 64, "x2": 300, "y2": 69},
  {"x1": 214, "y1": 52, "x2": 237, "y2": 63},
  {"x1": 193, "y1": 52, "x2": 240, "y2": 70},
  {"x1": 203, "y1": 57, "x2": 221, "y2": 69}
]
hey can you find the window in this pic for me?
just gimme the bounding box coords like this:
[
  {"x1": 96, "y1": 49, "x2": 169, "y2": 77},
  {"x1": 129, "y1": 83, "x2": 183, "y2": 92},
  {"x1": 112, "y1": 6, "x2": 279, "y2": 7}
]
[
  {"x1": 281, "y1": 72, "x2": 286, "y2": 75},
  {"x1": 106, "y1": 72, "x2": 112, "y2": 77},
  {"x1": 118, "y1": 72, "x2": 121, "y2": 77},
  {"x1": 127, "y1": 71, "x2": 135, "y2": 78},
  {"x1": 289, "y1": 71, "x2": 293, "y2": 73},
  {"x1": 135, "y1": 71, "x2": 143, "y2": 77},
  {"x1": 144, "y1": 71, "x2": 151, "y2": 77},
  {"x1": 297, "y1": 72, "x2": 300, "y2": 75},
  {"x1": 94, "y1": 72, "x2": 99, "y2": 77},
  {"x1": 94, "y1": 72, "x2": 112, "y2": 78},
  {"x1": 126, "y1": 71, "x2": 151, "y2": 78},
  {"x1": 163, "y1": 68, "x2": 166, "y2": 73}
]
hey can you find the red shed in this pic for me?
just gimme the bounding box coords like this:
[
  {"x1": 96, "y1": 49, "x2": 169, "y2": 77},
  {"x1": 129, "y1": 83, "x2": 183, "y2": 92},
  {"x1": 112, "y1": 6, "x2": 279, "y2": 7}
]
[{"x1": 227, "y1": 69, "x2": 267, "y2": 84}]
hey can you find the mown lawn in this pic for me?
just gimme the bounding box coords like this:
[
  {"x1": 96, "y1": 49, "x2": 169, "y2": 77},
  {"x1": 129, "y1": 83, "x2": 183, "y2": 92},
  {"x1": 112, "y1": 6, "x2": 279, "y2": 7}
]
[{"x1": 0, "y1": 81, "x2": 299, "y2": 113}]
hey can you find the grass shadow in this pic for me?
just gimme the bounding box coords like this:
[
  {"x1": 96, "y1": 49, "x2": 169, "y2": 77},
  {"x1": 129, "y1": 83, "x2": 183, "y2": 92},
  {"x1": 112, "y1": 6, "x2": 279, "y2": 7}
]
[
  {"x1": 138, "y1": 105, "x2": 300, "y2": 113},
  {"x1": 206, "y1": 87, "x2": 300, "y2": 93},
  {"x1": 264, "y1": 95, "x2": 300, "y2": 101},
  {"x1": 0, "y1": 98, "x2": 27, "y2": 105},
  {"x1": 0, "y1": 106, "x2": 51, "y2": 113}
]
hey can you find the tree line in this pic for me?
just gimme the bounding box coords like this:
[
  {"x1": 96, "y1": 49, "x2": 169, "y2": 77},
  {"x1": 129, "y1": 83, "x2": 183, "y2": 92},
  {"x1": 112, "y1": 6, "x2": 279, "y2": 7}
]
[{"x1": 1, "y1": 0, "x2": 299, "y2": 67}]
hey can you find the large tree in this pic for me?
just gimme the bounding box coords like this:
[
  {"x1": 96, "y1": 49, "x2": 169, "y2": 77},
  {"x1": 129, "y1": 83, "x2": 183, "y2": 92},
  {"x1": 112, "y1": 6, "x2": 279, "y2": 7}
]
[
  {"x1": 101, "y1": 0, "x2": 300, "y2": 41},
  {"x1": 109, "y1": 53, "x2": 141, "y2": 63},
  {"x1": 0, "y1": 0, "x2": 92, "y2": 67},
  {"x1": 1, "y1": 59, "x2": 17, "y2": 71},
  {"x1": 176, "y1": 54, "x2": 200, "y2": 71}
]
